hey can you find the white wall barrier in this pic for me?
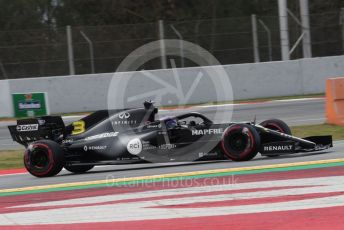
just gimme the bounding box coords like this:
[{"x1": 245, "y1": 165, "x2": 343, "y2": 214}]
[
  {"x1": 0, "y1": 80, "x2": 13, "y2": 117},
  {"x1": 1, "y1": 55, "x2": 344, "y2": 117}
]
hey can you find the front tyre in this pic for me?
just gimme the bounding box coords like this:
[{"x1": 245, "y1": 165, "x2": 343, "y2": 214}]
[
  {"x1": 221, "y1": 124, "x2": 261, "y2": 161},
  {"x1": 24, "y1": 140, "x2": 64, "y2": 177},
  {"x1": 259, "y1": 119, "x2": 291, "y2": 135},
  {"x1": 259, "y1": 119, "x2": 291, "y2": 157},
  {"x1": 64, "y1": 165, "x2": 94, "y2": 174}
]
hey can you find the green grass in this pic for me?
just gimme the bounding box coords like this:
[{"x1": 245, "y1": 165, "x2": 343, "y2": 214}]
[
  {"x1": 292, "y1": 124, "x2": 344, "y2": 140},
  {"x1": 0, "y1": 122, "x2": 342, "y2": 171},
  {"x1": 0, "y1": 150, "x2": 23, "y2": 170}
]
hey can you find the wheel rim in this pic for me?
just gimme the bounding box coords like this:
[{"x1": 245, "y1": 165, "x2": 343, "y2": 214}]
[
  {"x1": 25, "y1": 143, "x2": 55, "y2": 176},
  {"x1": 227, "y1": 132, "x2": 249, "y2": 153},
  {"x1": 222, "y1": 125, "x2": 255, "y2": 159},
  {"x1": 31, "y1": 148, "x2": 50, "y2": 169}
]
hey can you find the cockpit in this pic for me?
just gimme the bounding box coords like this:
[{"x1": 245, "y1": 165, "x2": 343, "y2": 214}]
[{"x1": 161, "y1": 112, "x2": 213, "y2": 129}]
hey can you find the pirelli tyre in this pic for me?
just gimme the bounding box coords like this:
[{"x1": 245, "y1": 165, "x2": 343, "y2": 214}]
[
  {"x1": 259, "y1": 119, "x2": 291, "y2": 135},
  {"x1": 259, "y1": 119, "x2": 292, "y2": 157},
  {"x1": 64, "y1": 165, "x2": 94, "y2": 174},
  {"x1": 24, "y1": 140, "x2": 64, "y2": 177},
  {"x1": 221, "y1": 124, "x2": 261, "y2": 161}
]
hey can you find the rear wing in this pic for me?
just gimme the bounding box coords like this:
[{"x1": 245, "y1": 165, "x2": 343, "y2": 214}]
[{"x1": 8, "y1": 116, "x2": 65, "y2": 147}]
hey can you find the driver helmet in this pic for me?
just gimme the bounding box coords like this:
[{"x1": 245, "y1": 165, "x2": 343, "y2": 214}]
[{"x1": 165, "y1": 118, "x2": 177, "y2": 129}]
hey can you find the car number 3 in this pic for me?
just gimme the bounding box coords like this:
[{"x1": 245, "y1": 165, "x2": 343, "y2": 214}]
[{"x1": 72, "y1": 121, "x2": 85, "y2": 135}]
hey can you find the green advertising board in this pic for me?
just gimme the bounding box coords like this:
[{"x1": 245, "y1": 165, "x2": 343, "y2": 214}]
[{"x1": 12, "y1": 92, "x2": 49, "y2": 117}]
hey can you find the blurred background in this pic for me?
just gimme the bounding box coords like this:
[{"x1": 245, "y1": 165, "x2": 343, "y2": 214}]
[{"x1": 0, "y1": 0, "x2": 344, "y2": 79}]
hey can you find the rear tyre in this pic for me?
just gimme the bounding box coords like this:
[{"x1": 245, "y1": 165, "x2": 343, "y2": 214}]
[
  {"x1": 24, "y1": 140, "x2": 64, "y2": 177},
  {"x1": 259, "y1": 119, "x2": 291, "y2": 157},
  {"x1": 221, "y1": 124, "x2": 261, "y2": 161},
  {"x1": 64, "y1": 165, "x2": 94, "y2": 174}
]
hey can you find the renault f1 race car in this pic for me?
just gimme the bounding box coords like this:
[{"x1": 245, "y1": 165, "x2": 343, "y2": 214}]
[{"x1": 8, "y1": 101, "x2": 333, "y2": 177}]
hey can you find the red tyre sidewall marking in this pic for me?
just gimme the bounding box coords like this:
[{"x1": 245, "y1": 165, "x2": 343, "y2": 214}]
[
  {"x1": 26, "y1": 143, "x2": 55, "y2": 177},
  {"x1": 221, "y1": 125, "x2": 255, "y2": 159},
  {"x1": 265, "y1": 123, "x2": 284, "y2": 133}
]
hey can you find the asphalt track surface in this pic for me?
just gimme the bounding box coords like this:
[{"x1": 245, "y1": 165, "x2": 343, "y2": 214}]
[
  {"x1": 1, "y1": 139, "x2": 343, "y2": 190},
  {"x1": 1, "y1": 97, "x2": 339, "y2": 190},
  {"x1": 2, "y1": 97, "x2": 343, "y2": 229},
  {"x1": 0, "y1": 98, "x2": 325, "y2": 150}
]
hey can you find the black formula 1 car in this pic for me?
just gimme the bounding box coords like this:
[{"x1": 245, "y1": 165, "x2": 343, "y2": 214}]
[{"x1": 8, "y1": 101, "x2": 333, "y2": 177}]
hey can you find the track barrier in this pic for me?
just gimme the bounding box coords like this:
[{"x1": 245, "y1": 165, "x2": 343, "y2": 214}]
[{"x1": 326, "y1": 77, "x2": 344, "y2": 126}]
